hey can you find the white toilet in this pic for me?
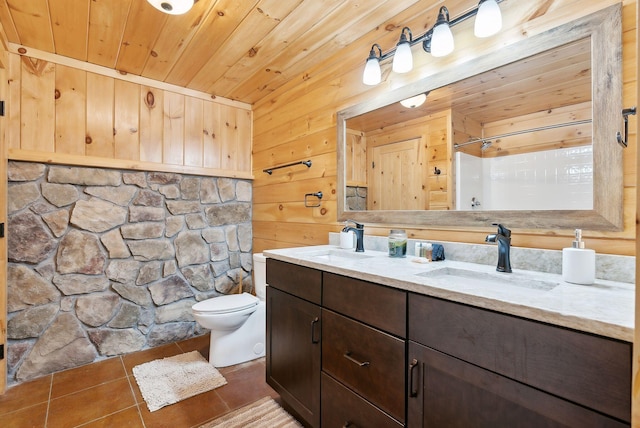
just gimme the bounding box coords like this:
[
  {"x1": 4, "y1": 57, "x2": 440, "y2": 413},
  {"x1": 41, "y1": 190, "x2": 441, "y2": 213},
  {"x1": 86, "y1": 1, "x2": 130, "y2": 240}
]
[{"x1": 192, "y1": 253, "x2": 267, "y2": 367}]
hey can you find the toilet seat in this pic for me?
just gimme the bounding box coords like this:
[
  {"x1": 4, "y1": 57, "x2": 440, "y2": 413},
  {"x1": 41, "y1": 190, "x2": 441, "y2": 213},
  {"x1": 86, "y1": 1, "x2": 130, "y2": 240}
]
[{"x1": 192, "y1": 292, "x2": 258, "y2": 315}]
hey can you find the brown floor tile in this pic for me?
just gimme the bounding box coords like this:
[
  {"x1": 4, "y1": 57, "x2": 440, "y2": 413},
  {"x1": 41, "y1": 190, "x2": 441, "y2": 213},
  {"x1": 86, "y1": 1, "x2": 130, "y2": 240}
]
[
  {"x1": 0, "y1": 340, "x2": 281, "y2": 428},
  {"x1": 51, "y1": 356, "x2": 127, "y2": 399},
  {"x1": 0, "y1": 375, "x2": 51, "y2": 416},
  {"x1": 121, "y1": 343, "x2": 183, "y2": 375},
  {"x1": 0, "y1": 402, "x2": 48, "y2": 428},
  {"x1": 139, "y1": 389, "x2": 229, "y2": 428},
  {"x1": 78, "y1": 405, "x2": 144, "y2": 428},
  {"x1": 47, "y1": 378, "x2": 136, "y2": 428},
  {"x1": 216, "y1": 359, "x2": 277, "y2": 412}
]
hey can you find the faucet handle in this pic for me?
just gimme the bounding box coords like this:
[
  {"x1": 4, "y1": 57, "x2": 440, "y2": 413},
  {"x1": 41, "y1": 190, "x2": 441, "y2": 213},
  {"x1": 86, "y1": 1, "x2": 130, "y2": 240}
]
[
  {"x1": 346, "y1": 219, "x2": 364, "y2": 229},
  {"x1": 492, "y1": 223, "x2": 511, "y2": 237}
]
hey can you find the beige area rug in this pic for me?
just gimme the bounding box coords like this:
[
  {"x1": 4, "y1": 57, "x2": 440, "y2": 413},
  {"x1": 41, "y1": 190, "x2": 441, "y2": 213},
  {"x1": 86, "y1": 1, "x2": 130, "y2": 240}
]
[
  {"x1": 200, "y1": 397, "x2": 303, "y2": 428},
  {"x1": 132, "y1": 350, "x2": 227, "y2": 412}
]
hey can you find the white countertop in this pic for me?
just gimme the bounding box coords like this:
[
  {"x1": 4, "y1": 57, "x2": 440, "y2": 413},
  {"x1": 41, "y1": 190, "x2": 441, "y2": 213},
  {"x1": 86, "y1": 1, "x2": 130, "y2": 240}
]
[{"x1": 263, "y1": 245, "x2": 634, "y2": 342}]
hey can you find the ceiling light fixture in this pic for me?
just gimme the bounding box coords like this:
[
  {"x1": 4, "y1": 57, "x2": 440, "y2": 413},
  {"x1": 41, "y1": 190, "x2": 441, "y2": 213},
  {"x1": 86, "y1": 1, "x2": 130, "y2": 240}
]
[
  {"x1": 147, "y1": 0, "x2": 194, "y2": 15},
  {"x1": 400, "y1": 93, "x2": 428, "y2": 108},
  {"x1": 362, "y1": 0, "x2": 504, "y2": 85}
]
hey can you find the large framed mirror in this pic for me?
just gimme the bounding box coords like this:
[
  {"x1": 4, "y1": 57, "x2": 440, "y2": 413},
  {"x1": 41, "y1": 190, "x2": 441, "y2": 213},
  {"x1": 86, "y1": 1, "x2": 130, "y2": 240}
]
[{"x1": 337, "y1": 4, "x2": 623, "y2": 231}]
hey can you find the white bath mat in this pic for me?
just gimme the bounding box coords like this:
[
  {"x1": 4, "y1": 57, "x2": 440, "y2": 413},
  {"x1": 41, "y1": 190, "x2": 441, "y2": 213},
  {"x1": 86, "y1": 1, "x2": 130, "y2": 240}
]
[
  {"x1": 132, "y1": 350, "x2": 227, "y2": 412},
  {"x1": 200, "y1": 397, "x2": 303, "y2": 428}
]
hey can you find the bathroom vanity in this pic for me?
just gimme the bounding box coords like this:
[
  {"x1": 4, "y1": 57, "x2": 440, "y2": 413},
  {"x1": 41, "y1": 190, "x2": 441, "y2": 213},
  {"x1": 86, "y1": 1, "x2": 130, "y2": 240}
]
[{"x1": 264, "y1": 246, "x2": 633, "y2": 428}]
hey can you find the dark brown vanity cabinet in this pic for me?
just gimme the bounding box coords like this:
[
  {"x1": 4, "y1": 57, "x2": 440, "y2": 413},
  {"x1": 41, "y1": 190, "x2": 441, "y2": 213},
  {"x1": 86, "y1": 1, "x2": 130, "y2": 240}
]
[
  {"x1": 267, "y1": 258, "x2": 631, "y2": 427},
  {"x1": 408, "y1": 293, "x2": 631, "y2": 427},
  {"x1": 266, "y1": 259, "x2": 322, "y2": 427}
]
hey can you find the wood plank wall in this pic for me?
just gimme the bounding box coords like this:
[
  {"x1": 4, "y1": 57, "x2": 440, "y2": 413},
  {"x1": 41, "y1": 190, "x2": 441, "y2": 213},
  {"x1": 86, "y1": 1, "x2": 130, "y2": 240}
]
[
  {"x1": 252, "y1": 0, "x2": 638, "y2": 256},
  {"x1": 6, "y1": 52, "x2": 253, "y2": 179}
]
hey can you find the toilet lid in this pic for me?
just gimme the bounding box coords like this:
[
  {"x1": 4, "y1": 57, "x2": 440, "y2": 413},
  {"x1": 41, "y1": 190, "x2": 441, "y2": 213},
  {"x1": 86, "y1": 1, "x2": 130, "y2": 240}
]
[{"x1": 192, "y1": 292, "x2": 259, "y2": 314}]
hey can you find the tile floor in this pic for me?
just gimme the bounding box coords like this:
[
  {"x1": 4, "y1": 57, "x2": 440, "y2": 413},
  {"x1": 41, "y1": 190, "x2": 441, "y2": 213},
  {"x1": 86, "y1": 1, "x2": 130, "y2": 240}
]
[{"x1": 0, "y1": 334, "x2": 280, "y2": 427}]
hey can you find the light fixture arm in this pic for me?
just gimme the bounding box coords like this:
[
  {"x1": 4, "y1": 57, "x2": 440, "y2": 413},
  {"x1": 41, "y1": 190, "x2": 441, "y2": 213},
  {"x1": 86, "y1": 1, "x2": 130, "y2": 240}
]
[{"x1": 368, "y1": 43, "x2": 383, "y2": 61}]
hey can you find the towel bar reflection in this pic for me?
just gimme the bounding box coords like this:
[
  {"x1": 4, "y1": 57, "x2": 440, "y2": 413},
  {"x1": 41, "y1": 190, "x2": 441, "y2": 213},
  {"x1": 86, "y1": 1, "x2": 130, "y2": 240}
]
[
  {"x1": 305, "y1": 191, "x2": 323, "y2": 208},
  {"x1": 263, "y1": 160, "x2": 312, "y2": 175}
]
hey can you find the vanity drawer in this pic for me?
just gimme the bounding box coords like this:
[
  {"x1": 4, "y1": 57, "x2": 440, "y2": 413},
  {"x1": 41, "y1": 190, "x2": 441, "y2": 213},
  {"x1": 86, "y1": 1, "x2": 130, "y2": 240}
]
[
  {"x1": 409, "y1": 293, "x2": 631, "y2": 423},
  {"x1": 322, "y1": 309, "x2": 405, "y2": 423},
  {"x1": 266, "y1": 259, "x2": 322, "y2": 304},
  {"x1": 322, "y1": 373, "x2": 403, "y2": 428},
  {"x1": 323, "y1": 272, "x2": 406, "y2": 337}
]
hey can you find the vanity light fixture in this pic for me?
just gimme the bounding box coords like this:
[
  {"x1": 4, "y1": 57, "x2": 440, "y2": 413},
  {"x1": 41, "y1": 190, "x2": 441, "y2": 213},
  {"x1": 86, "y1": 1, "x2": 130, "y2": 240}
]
[
  {"x1": 430, "y1": 7, "x2": 455, "y2": 57},
  {"x1": 363, "y1": 44, "x2": 383, "y2": 85},
  {"x1": 146, "y1": 0, "x2": 194, "y2": 15},
  {"x1": 475, "y1": 0, "x2": 503, "y2": 37},
  {"x1": 362, "y1": 0, "x2": 504, "y2": 85},
  {"x1": 392, "y1": 27, "x2": 414, "y2": 73},
  {"x1": 400, "y1": 93, "x2": 428, "y2": 108}
]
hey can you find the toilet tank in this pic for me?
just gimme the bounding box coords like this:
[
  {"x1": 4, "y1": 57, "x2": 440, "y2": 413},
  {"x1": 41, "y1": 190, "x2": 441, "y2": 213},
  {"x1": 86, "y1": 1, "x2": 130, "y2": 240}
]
[{"x1": 253, "y1": 253, "x2": 267, "y2": 300}]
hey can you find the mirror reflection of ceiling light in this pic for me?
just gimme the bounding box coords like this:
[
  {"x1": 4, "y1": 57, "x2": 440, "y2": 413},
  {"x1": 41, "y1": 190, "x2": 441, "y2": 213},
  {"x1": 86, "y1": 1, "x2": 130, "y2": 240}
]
[
  {"x1": 362, "y1": 0, "x2": 503, "y2": 85},
  {"x1": 400, "y1": 93, "x2": 428, "y2": 108},
  {"x1": 147, "y1": 0, "x2": 194, "y2": 15}
]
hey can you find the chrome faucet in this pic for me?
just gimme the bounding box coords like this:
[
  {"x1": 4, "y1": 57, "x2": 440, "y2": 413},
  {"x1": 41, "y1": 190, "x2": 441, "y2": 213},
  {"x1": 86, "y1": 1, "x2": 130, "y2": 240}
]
[
  {"x1": 343, "y1": 220, "x2": 365, "y2": 252},
  {"x1": 485, "y1": 223, "x2": 512, "y2": 273}
]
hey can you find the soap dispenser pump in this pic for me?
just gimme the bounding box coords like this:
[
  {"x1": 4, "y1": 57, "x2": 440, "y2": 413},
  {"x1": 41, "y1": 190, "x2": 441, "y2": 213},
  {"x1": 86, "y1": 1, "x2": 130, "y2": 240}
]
[{"x1": 562, "y1": 229, "x2": 595, "y2": 285}]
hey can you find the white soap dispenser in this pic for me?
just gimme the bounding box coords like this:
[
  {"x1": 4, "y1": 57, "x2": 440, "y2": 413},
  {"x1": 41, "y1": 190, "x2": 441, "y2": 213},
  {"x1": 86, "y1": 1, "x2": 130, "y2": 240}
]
[{"x1": 562, "y1": 229, "x2": 595, "y2": 285}]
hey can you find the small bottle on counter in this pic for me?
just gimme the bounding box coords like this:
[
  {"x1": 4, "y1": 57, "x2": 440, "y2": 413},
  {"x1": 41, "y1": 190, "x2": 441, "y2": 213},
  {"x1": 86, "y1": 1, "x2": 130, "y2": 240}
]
[{"x1": 388, "y1": 229, "x2": 407, "y2": 258}]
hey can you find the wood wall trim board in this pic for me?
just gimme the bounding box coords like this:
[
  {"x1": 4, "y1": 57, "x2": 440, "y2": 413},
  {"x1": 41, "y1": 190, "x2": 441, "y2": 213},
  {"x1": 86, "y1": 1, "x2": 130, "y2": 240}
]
[
  {"x1": 7, "y1": 43, "x2": 252, "y2": 111},
  {"x1": 0, "y1": 66, "x2": 7, "y2": 394},
  {"x1": 8, "y1": 149, "x2": 254, "y2": 180}
]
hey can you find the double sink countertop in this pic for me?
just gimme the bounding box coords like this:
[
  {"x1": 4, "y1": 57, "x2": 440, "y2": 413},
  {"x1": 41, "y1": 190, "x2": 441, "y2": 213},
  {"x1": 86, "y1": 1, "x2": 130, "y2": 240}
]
[{"x1": 263, "y1": 245, "x2": 634, "y2": 342}]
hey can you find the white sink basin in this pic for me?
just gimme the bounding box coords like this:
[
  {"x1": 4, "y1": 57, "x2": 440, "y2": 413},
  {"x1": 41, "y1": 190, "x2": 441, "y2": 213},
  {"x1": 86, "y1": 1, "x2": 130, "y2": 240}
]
[
  {"x1": 416, "y1": 267, "x2": 559, "y2": 291},
  {"x1": 303, "y1": 248, "x2": 375, "y2": 262}
]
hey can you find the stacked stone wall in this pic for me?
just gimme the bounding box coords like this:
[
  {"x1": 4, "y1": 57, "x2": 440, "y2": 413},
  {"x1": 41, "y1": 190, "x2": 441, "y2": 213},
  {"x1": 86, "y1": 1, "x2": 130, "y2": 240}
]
[{"x1": 6, "y1": 161, "x2": 253, "y2": 384}]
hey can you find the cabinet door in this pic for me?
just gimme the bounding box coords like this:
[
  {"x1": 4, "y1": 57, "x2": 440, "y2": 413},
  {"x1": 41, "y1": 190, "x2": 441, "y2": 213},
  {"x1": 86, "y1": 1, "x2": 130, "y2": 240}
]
[
  {"x1": 409, "y1": 293, "x2": 631, "y2": 422},
  {"x1": 266, "y1": 287, "x2": 321, "y2": 427},
  {"x1": 407, "y1": 342, "x2": 628, "y2": 428}
]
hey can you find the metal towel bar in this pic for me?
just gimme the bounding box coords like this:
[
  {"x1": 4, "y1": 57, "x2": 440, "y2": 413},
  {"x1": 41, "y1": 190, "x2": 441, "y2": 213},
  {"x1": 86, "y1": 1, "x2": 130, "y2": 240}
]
[{"x1": 263, "y1": 160, "x2": 312, "y2": 175}]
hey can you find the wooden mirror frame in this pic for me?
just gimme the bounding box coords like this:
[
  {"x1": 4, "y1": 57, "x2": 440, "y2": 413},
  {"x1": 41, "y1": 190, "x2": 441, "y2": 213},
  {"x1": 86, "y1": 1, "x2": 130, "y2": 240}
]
[{"x1": 337, "y1": 4, "x2": 623, "y2": 231}]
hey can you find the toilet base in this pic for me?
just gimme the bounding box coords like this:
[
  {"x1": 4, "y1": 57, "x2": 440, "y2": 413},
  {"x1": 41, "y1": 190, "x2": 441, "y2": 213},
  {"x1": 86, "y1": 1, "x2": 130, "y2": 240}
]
[{"x1": 208, "y1": 301, "x2": 266, "y2": 367}]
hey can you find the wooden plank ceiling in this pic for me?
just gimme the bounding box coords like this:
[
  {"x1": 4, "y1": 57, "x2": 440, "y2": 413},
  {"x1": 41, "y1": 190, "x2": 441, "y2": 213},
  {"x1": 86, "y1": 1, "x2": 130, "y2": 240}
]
[{"x1": 0, "y1": 0, "x2": 422, "y2": 105}]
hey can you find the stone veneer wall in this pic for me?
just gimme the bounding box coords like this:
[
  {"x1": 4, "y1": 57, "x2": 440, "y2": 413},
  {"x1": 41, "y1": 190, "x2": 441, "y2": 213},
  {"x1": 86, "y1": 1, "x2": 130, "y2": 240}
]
[{"x1": 6, "y1": 161, "x2": 253, "y2": 385}]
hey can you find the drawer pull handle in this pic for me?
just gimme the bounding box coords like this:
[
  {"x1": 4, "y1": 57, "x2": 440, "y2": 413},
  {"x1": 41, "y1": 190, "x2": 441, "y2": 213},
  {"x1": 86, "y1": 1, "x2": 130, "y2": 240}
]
[
  {"x1": 409, "y1": 358, "x2": 419, "y2": 397},
  {"x1": 344, "y1": 351, "x2": 370, "y2": 367},
  {"x1": 343, "y1": 423, "x2": 357, "y2": 428},
  {"x1": 310, "y1": 317, "x2": 320, "y2": 344}
]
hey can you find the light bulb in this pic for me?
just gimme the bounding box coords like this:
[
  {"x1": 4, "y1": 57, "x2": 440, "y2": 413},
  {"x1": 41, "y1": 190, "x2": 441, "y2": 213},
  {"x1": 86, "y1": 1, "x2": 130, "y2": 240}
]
[
  {"x1": 363, "y1": 58, "x2": 381, "y2": 86},
  {"x1": 393, "y1": 41, "x2": 413, "y2": 73},
  {"x1": 363, "y1": 44, "x2": 382, "y2": 85},
  {"x1": 431, "y1": 23, "x2": 454, "y2": 57},
  {"x1": 475, "y1": 0, "x2": 503, "y2": 38},
  {"x1": 392, "y1": 27, "x2": 413, "y2": 73},
  {"x1": 430, "y1": 7, "x2": 454, "y2": 57}
]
